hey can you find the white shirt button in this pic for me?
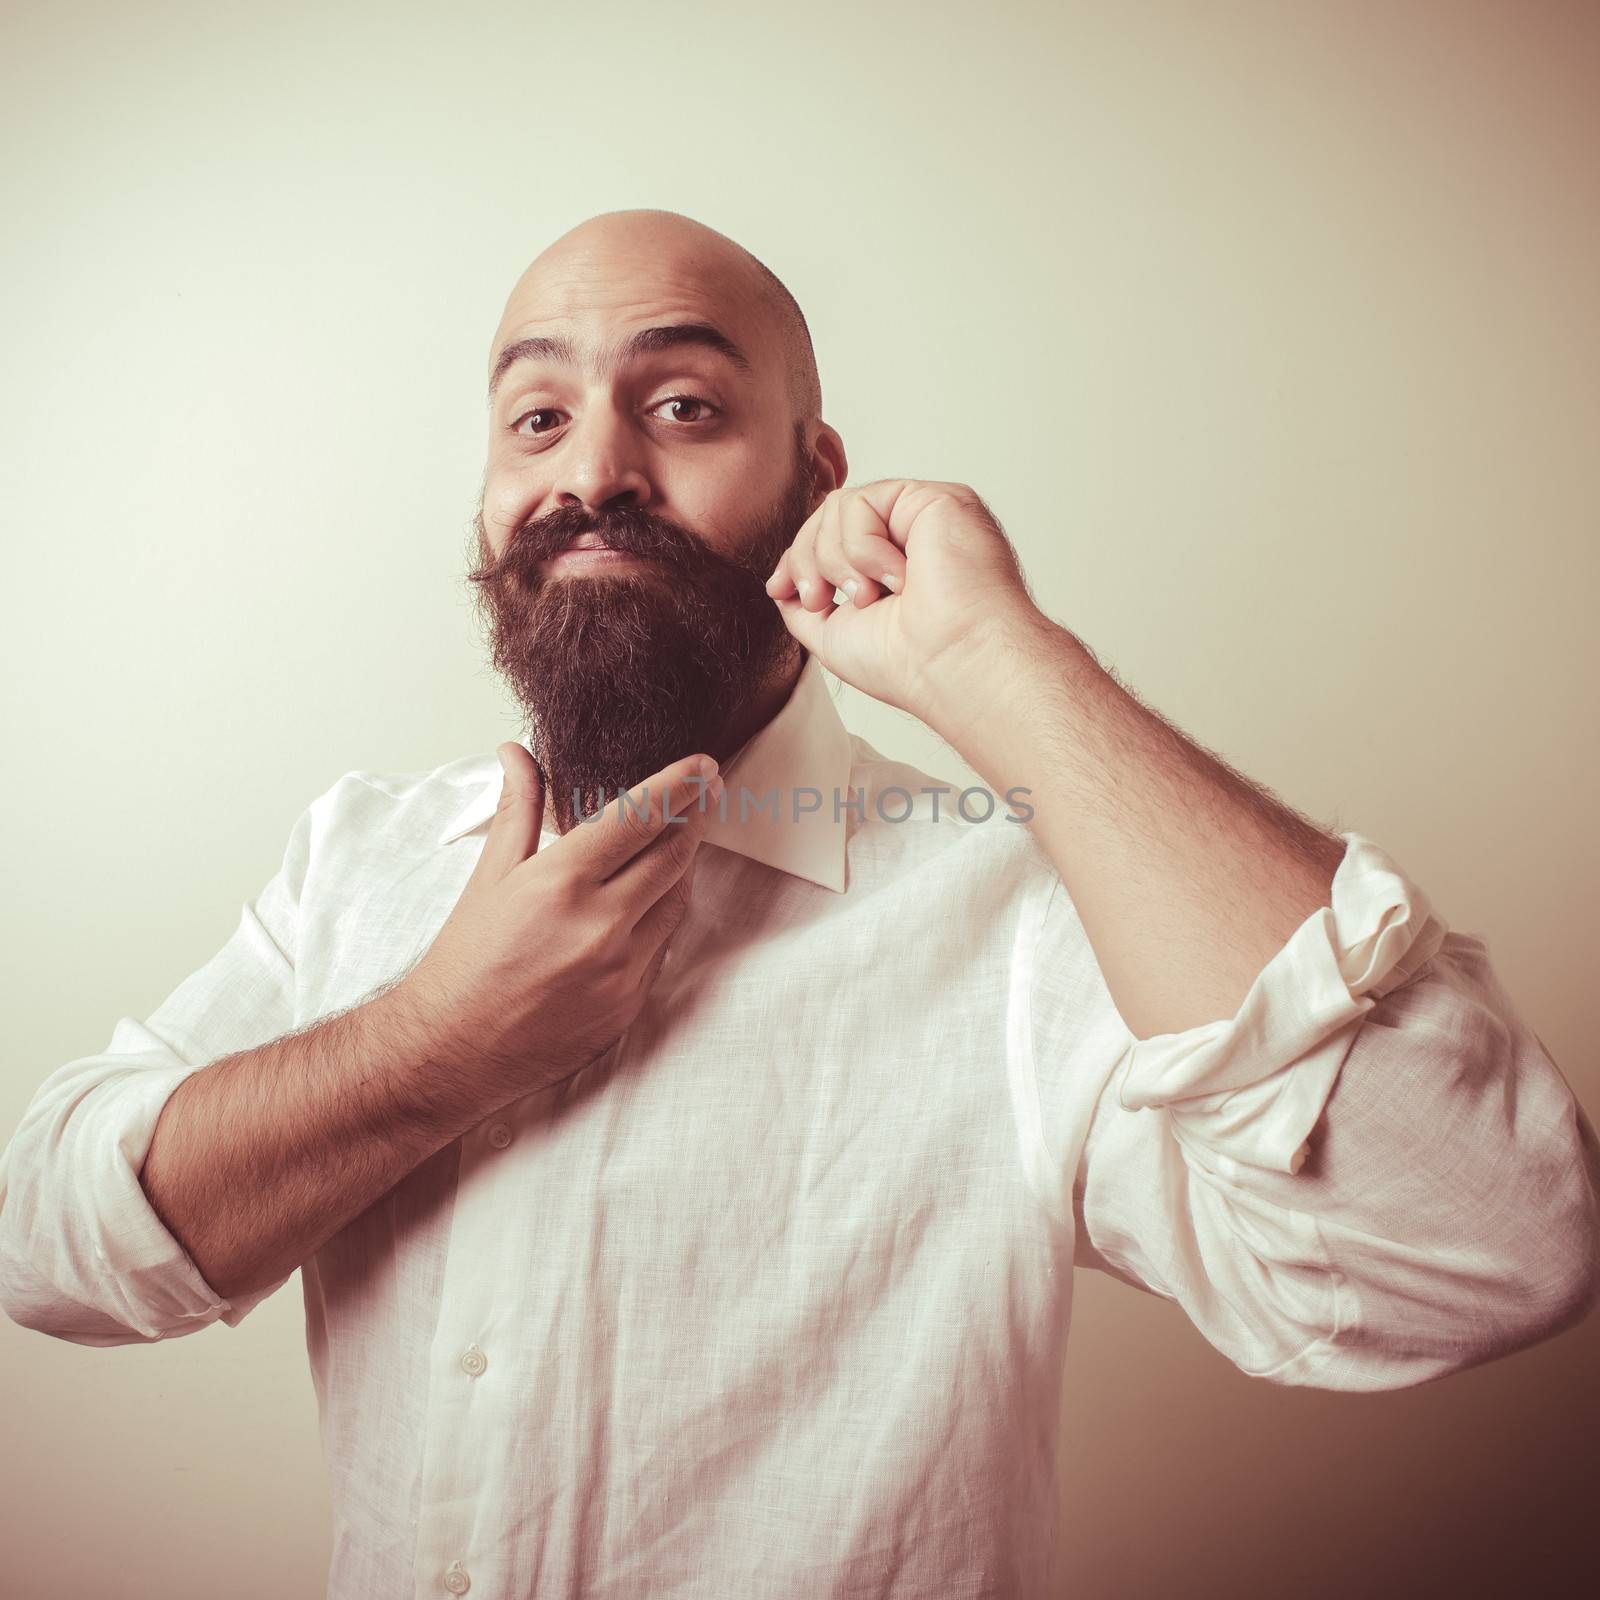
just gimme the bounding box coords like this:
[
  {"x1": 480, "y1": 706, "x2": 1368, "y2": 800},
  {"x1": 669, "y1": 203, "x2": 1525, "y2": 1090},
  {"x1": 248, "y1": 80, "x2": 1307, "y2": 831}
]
[
  {"x1": 444, "y1": 1561, "x2": 471, "y2": 1594},
  {"x1": 486, "y1": 1121, "x2": 512, "y2": 1149},
  {"x1": 460, "y1": 1344, "x2": 488, "y2": 1378}
]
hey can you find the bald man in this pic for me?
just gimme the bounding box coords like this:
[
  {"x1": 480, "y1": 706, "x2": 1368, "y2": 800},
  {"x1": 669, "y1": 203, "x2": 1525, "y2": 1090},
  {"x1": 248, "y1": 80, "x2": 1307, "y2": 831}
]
[
  {"x1": 464, "y1": 211, "x2": 831, "y2": 832},
  {"x1": 3, "y1": 209, "x2": 1596, "y2": 1600}
]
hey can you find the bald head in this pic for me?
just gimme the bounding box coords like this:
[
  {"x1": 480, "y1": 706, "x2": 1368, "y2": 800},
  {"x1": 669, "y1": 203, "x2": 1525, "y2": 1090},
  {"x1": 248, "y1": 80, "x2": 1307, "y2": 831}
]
[{"x1": 490, "y1": 209, "x2": 822, "y2": 428}]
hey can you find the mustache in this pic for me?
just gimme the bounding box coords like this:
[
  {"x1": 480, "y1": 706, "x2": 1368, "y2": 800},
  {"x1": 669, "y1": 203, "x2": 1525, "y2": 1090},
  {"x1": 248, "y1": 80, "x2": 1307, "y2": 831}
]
[{"x1": 473, "y1": 504, "x2": 767, "y2": 591}]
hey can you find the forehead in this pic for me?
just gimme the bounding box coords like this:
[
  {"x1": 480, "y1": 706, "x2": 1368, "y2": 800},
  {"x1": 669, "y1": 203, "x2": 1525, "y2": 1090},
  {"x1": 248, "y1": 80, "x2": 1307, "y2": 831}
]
[{"x1": 489, "y1": 245, "x2": 768, "y2": 386}]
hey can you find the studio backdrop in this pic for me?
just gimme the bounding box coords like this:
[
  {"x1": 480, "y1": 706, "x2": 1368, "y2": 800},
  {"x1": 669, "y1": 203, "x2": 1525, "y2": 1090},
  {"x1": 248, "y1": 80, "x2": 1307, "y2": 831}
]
[{"x1": 2, "y1": 2, "x2": 1595, "y2": 1597}]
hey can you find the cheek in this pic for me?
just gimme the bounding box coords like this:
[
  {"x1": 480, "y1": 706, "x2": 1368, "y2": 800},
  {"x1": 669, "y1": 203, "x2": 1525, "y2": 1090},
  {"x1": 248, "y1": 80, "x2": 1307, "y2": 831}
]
[
  {"x1": 481, "y1": 467, "x2": 542, "y2": 544},
  {"x1": 670, "y1": 491, "x2": 747, "y2": 559}
]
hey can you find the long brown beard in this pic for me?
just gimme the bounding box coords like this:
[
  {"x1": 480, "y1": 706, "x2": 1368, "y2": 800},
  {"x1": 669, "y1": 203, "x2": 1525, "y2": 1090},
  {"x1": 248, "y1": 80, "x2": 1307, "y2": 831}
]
[{"x1": 465, "y1": 427, "x2": 818, "y2": 831}]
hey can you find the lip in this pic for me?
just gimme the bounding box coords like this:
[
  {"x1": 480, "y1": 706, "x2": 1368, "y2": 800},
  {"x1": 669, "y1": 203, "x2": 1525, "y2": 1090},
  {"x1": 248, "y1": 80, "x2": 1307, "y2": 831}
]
[{"x1": 544, "y1": 547, "x2": 652, "y2": 572}]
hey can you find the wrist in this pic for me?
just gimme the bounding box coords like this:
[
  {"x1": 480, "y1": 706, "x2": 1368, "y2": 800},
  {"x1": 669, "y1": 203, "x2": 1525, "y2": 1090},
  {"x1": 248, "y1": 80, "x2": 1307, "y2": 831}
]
[
  {"x1": 917, "y1": 602, "x2": 1083, "y2": 754},
  {"x1": 363, "y1": 979, "x2": 498, "y2": 1142}
]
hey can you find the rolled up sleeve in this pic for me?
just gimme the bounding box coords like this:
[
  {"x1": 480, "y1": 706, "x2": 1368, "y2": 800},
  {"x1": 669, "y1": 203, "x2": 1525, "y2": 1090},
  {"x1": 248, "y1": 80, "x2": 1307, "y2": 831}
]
[
  {"x1": 0, "y1": 795, "x2": 318, "y2": 1346},
  {"x1": 1029, "y1": 831, "x2": 1600, "y2": 1391}
]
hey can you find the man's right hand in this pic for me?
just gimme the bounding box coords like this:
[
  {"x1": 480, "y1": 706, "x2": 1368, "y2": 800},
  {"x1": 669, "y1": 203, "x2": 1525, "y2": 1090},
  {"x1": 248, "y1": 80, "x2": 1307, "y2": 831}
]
[{"x1": 391, "y1": 744, "x2": 722, "y2": 1102}]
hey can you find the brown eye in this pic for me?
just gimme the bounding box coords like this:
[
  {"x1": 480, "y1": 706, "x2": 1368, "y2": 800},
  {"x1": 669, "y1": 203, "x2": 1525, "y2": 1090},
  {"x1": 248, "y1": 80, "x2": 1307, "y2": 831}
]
[
  {"x1": 650, "y1": 396, "x2": 717, "y2": 425},
  {"x1": 514, "y1": 409, "x2": 562, "y2": 435}
]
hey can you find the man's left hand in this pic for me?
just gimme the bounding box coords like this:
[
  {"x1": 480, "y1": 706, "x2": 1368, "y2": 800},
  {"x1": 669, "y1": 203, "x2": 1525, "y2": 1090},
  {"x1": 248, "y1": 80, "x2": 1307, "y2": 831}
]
[{"x1": 763, "y1": 479, "x2": 1042, "y2": 727}]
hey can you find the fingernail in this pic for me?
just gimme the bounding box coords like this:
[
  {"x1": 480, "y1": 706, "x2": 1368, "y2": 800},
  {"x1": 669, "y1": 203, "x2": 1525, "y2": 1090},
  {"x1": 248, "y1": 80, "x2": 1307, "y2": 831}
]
[
  {"x1": 797, "y1": 578, "x2": 814, "y2": 604},
  {"x1": 842, "y1": 578, "x2": 860, "y2": 602},
  {"x1": 882, "y1": 572, "x2": 901, "y2": 593}
]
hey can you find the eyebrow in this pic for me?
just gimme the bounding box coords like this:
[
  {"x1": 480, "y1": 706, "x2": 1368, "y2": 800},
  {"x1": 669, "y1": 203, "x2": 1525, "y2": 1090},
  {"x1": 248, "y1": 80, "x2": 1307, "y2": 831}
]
[{"x1": 487, "y1": 321, "x2": 754, "y2": 401}]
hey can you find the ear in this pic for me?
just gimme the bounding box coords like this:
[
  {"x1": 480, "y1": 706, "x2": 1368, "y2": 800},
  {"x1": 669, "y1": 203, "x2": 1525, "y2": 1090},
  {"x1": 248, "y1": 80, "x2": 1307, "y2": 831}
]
[{"x1": 810, "y1": 423, "x2": 849, "y2": 496}]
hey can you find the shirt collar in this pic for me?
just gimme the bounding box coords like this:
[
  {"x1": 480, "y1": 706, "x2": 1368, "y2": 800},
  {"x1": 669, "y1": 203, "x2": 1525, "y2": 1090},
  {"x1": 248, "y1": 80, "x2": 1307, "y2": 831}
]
[{"x1": 435, "y1": 654, "x2": 853, "y2": 893}]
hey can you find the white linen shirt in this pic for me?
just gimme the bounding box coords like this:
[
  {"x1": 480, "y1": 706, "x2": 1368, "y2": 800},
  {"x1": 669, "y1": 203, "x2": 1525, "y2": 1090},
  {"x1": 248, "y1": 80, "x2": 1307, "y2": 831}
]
[{"x1": 3, "y1": 654, "x2": 1599, "y2": 1600}]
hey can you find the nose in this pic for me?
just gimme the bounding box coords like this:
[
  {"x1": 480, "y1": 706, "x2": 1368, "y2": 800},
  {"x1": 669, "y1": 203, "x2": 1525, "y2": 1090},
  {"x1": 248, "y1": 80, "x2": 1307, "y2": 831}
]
[{"x1": 552, "y1": 404, "x2": 652, "y2": 515}]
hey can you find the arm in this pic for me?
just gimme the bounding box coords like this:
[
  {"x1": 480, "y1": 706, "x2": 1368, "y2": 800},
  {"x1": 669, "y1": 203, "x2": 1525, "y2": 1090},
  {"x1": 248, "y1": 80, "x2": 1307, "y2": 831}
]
[
  {"x1": 1022, "y1": 858, "x2": 1600, "y2": 1387},
  {"x1": 136, "y1": 983, "x2": 489, "y2": 1305},
  {"x1": 766, "y1": 477, "x2": 1346, "y2": 1041},
  {"x1": 766, "y1": 478, "x2": 1600, "y2": 1377},
  {"x1": 0, "y1": 785, "x2": 327, "y2": 1345},
  {"x1": 942, "y1": 611, "x2": 1600, "y2": 1382},
  {"x1": 143, "y1": 746, "x2": 720, "y2": 1301},
  {"x1": 926, "y1": 607, "x2": 1347, "y2": 1041},
  {"x1": 1, "y1": 747, "x2": 719, "y2": 1344}
]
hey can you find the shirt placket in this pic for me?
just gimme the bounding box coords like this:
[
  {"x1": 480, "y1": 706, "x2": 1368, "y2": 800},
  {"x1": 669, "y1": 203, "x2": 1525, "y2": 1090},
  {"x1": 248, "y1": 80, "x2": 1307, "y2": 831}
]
[
  {"x1": 410, "y1": 1032, "x2": 635, "y2": 1600},
  {"x1": 411, "y1": 1103, "x2": 531, "y2": 1599}
]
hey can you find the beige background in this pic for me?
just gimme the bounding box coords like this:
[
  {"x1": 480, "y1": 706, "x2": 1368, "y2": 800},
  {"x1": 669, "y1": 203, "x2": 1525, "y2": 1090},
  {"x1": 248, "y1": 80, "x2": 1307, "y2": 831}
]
[{"x1": 3, "y1": 1, "x2": 1596, "y2": 1595}]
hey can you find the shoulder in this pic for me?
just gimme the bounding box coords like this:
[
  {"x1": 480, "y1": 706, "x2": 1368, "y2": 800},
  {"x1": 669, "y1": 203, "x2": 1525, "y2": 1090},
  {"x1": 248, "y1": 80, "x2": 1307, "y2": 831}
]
[
  {"x1": 843, "y1": 733, "x2": 1055, "y2": 890},
  {"x1": 300, "y1": 748, "x2": 503, "y2": 852}
]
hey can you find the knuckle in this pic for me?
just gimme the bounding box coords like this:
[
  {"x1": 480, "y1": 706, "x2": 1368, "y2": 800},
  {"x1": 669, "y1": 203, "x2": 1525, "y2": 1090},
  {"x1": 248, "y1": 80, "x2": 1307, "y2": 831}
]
[
  {"x1": 563, "y1": 904, "x2": 610, "y2": 961},
  {"x1": 842, "y1": 527, "x2": 877, "y2": 565},
  {"x1": 666, "y1": 812, "x2": 703, "y2": 859},
  {"x1": 668, "y1": 825, "x2": 700, "y2": 876},
  {"x1": 583, "y1": 927, "x2": 629, "y2": 982},
  {"x1": 622, "y1": 791, "x2": 660, "y2": 841},
  {"x1": 540, "y1": 871, "x2": 585, "y2": 921},
  {"x1": 645, "y1": 829, "x2": 688, "y2": 882}
]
